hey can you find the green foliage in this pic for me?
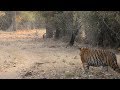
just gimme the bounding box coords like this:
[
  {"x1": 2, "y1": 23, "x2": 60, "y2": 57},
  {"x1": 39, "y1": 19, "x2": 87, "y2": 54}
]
[{"x1": 35, "y1": 11, "x2": 45, "y2": 21}]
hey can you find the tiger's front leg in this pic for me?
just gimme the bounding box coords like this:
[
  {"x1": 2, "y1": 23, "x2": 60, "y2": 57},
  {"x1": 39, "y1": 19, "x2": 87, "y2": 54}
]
[
  {"x1": 102, "y1": 66, "x2": 109, "y2": 72},
  {"x1": 83, "y1": 63, "x2": 89, "y2": 74}
]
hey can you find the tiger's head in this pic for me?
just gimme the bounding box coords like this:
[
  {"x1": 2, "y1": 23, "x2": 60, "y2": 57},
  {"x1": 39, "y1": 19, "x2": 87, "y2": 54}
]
[{"x1": 79, "y1": 47, "x2": 89, "y2": 56}]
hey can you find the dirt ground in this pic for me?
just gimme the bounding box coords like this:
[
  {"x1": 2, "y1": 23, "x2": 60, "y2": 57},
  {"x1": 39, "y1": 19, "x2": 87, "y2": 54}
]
[{"x1": 0, "y1": 29, "x2": 120, "y2": 79}]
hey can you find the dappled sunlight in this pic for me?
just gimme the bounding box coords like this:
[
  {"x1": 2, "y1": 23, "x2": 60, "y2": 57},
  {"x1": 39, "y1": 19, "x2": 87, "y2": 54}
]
[{"x1": 0, "y1": 29, "x2": 46, "y2": 40}]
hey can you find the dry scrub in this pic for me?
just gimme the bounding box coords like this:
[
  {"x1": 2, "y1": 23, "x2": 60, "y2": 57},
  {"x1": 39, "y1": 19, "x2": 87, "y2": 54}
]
[{"x1": 0, "y1": 29, "x2": 120, "y2": 79}]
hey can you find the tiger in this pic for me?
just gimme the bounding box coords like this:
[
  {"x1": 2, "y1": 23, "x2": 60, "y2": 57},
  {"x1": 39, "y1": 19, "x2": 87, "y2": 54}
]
[{"x1": 79, "y1": 47, "x2": 120, "y2": 74}]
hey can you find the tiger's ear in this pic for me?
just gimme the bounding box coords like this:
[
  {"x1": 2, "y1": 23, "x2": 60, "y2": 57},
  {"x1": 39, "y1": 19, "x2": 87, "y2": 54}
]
[
  {"x1": 79, "y1": 47, "x2": 82, "y2": 50},
  {"x1": 79, "y1": 47, "x2": 88, "y2": 51}
]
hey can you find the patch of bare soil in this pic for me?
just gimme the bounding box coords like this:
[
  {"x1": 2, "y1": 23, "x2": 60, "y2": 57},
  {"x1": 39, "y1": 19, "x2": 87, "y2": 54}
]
[{"x1": 0, "y1": 29, "x2": 120, "y2": 79}]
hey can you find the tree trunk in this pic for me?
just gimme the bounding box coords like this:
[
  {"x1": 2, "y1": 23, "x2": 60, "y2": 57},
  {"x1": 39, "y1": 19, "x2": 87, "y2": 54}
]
[
  {"x1": 45, "y1": 18, "x2": 55, "y2": 38},
  {"x1": 12, "y1": 11, "x2": 16, "y2": 31},
  {"x1": 64, "y1": 12, "x2": 74, "y2": 41}
]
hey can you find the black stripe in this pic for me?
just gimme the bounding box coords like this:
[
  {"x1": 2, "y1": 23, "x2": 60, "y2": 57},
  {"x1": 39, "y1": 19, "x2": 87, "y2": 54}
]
[
  {"x1": 109, "y1": 52, "x2": 112, "y2": 64},
  {"x1": 90, "y1": 50, "x2": 96, "y2": 66},
  {"x1": 87, "y1": 48, "x2": 91, "y2": 65},
  {"x1": 101, "y1": 49, "x2": 107, "y2": 65},
  {"x1": 106, "y1": 51, "x2": 110, "y2": 65},
  {"x1": 94, "y1": 50, "x2": 99, "y2": 66},
  {"x1": 82, "y1": 48, "x2": 88, "y2": 63},
  {"x1": 108, "y1": 52, "x2": 113, "y2": 67},
  {"x1": 97, "y1": 50, "x2": 103, "y2": 65},
  {"x1": 96, "y1": 50, "x2": 102, "y2": 66},
  {"x1": 103, "y1": 51, "x2": 108, "y2": 65},
  {"x1": 111, "y1": 53, "x2": 118, "y2": 68}
]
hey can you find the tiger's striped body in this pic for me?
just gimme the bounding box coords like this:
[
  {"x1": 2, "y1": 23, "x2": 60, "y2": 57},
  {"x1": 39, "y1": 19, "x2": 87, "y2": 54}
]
[{"x1": 79, "y1": 47, "x2": 120, "y2": 73}]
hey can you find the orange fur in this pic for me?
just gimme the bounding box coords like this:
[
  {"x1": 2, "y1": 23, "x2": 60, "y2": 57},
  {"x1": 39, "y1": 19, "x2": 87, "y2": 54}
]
[{"x1": 79, "y1": 47, "x2": 120, "y2": 73}]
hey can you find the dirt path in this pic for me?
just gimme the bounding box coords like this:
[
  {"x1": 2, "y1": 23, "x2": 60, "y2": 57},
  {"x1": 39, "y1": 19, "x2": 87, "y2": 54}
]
[
  {"x1": 0, "y1": 29, "x2": 120, "y2": 79},
  {"x1": 0, "y1": 44, "x2": 43, "y2": 79}
]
